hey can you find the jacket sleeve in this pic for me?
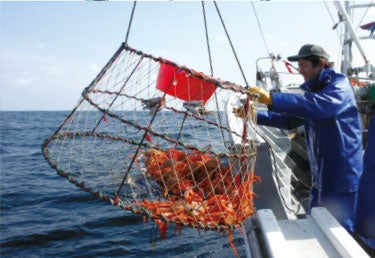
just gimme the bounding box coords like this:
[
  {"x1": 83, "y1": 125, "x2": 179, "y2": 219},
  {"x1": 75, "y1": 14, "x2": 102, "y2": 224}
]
[
  {"x1": 257, "y1": 109, "x2": 304, "y2": 130},
  {"x1": 271, "y1": 73, "x2": 354, "y2": 120}
]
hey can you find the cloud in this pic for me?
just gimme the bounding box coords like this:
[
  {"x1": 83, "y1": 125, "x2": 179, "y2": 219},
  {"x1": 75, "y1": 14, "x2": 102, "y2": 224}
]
[
  {"x1": 1, "y1": 58, "x2": 65, "y2": 87},
  {"x1": 0, "y1": 57, "x2": 85, "y2": 110},
  {"x1": 12, "y1": 73, "x2": 36, "y2": 86}
]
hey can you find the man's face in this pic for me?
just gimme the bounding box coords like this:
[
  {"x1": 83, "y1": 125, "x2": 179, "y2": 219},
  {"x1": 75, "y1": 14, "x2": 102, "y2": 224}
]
[{"x1": 298, "y1": 59, "x2": 322, "y2": 82}]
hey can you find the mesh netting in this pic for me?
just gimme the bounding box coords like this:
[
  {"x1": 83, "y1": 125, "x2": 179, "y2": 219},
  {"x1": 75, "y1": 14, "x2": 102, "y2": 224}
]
[{"x1": 42, "y1": 43, "x2": 259, "y2": 254}]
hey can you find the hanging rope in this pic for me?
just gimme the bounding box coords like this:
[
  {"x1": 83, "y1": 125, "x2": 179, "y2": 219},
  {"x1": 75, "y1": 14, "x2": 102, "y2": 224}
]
[
  {"x1": 202, "y1": 1, "x2": 228, "y2": 148},
  {"x1": 92, "y1": 2, "x2": 137, "y2": 133},
  {"x1": 124, "y1": 1, "x2": 137, "y2": 45},
  {"x1": 213, "y1": 1, "x2": 250, "y2": 89},
  {"x1": 202, "y1": 1, "x2": 214, "y2": 76},
  {"x1": 323, "y1": 1, "x2": 344, "y2": 69},
  {"x1": 249, "y1": 1, "x2": 307, "y2": 214},
  {"x1": 250, "y1": 2, "x2": 270, "y2": 57},
  {"x1": 354, "y1": 1, "x2": 373, "y2": 31}
]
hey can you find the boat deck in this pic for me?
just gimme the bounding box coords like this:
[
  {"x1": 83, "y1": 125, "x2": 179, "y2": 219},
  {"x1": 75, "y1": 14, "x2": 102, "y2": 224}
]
[{"x1": 243, "y1": 208, "x2": 370, "y2": 258}]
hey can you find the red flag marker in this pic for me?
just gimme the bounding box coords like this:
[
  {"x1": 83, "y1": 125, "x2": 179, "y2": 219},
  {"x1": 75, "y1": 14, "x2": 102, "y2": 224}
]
[{"x1": 284, "y1": 61, "x2": 294, "y2": 74}]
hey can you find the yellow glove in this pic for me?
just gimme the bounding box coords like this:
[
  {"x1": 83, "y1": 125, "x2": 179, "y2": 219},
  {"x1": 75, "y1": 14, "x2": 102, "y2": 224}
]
[{"x1": 248, "y1": 87, "x2": 272, "y2": 105}]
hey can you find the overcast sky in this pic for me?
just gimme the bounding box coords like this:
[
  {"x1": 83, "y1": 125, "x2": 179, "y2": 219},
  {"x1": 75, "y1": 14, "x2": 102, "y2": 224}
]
[{"x1": 1, "y1": 1, "x2": 374, "y2": 110}]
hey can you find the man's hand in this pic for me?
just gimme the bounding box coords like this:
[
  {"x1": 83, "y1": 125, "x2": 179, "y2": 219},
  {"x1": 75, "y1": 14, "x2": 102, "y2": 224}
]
[
  {"x1": 232, "y1": 105, "x2": 257, "y2": 119},
  {"x1": 232, "y1": 107, "x2": 245, "y2": 118},
  {"x1": 248, "y1": 87, "x2": 272, "y2": 105}
]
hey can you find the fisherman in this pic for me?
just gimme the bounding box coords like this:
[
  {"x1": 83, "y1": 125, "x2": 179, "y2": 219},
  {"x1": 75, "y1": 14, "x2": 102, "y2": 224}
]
[
  {"x1": 249, "y1": 44, "x2": 363, "y2": 234},
  {"x1": 355, "y1": 114, "x2": 375, "y2": 253}
]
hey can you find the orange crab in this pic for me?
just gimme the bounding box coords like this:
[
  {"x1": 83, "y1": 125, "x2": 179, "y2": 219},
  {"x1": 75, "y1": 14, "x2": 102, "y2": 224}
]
[{"x1": 136, "y1": 148, "x2": 259, "y2": 258}]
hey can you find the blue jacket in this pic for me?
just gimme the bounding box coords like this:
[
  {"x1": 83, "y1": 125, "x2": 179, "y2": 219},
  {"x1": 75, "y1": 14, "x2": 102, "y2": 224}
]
[{"x1": 257, "y1": 68, "x2": 363, "y2": 192}]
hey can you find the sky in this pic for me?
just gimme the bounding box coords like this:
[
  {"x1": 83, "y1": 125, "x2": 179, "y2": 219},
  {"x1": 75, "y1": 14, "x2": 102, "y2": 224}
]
[{"x1": 1, "y1": 1, "x2": 374, "y2": 111}]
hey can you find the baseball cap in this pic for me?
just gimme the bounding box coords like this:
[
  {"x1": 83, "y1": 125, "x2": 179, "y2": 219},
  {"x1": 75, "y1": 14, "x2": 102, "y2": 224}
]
[{"x1": 287, "y1": 44, "x2": 330, "y2": 61}]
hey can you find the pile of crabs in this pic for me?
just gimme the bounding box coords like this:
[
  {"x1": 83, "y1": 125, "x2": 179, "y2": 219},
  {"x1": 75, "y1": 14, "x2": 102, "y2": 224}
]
[{"x1": 133, "y1": 148, "x2": 259, "y2": 257}]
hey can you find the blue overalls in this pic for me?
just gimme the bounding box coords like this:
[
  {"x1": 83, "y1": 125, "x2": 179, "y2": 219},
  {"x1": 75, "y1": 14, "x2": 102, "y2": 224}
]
[
  {"x1": 257, "y1": 68, "x2": 363, "y2": 233},
  {"x1": 356, "y1": 114, "x2": 375, "y2": 249}
]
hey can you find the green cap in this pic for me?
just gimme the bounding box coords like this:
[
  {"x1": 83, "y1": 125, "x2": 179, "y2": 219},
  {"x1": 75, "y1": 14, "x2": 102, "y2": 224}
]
[{"x1": 287, "y1": 44, "x2": 330, "y2": 61}]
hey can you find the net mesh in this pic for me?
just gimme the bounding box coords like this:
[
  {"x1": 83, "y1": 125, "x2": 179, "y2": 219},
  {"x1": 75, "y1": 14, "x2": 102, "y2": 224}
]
[{"x1": 42, "y1": 43, "x2": 259, "y2": 254}]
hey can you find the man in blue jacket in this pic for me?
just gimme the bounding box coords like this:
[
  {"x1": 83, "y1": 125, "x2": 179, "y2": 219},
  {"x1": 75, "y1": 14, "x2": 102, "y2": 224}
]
[{"x1": 249, "y1": 44, "x2": 363, "y2": 233}]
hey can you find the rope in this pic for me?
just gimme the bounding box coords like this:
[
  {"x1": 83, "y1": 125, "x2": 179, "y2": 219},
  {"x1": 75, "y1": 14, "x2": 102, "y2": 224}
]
[
  {"x1": 250, "y1": 2, "x2": 270, "y2": 56},
  {"x1": 124, "y1": 1, "x2": 137, "y2": 45},
  {"x1": 354, "y1": 1, "x2": 373, "y2": 31},
  {"x1": 323, "y1": 1, "x2": 343, "y2": 69},
  {"x1": 90, "y1": 2, "x2": 137, "y2": 133},
  {"x1": 248, "y1": 1, "x2": 306, "y2": 214},
  {"x1": 213, "y1": 1, "x2": 250, "y2": 89},
  {"x1": 202, "y1": 1, "x2": 227, "y2": 149},
  {"x1": 202, "y1": 1, "x2": 214, "y2": 76},
  {"x1": 250, "y1": 2, "x2": 284, "y2": 91}
]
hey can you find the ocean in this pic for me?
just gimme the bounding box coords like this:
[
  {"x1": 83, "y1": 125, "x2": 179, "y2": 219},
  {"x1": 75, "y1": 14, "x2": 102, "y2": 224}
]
[{"x1": 0, "y1": 111, "x2": 246, "y2": 258}]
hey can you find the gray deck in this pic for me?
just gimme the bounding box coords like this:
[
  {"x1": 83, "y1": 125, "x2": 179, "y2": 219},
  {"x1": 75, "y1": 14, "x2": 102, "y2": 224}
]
[{"x1": 243, "y1": 208, "x2": 370, "y2": 258}]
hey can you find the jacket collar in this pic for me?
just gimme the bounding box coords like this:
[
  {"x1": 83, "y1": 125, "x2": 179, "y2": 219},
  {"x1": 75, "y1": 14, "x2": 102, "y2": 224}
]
[
  {"x1": 300, "y1": 74, "x2": 321, "y2": 92},
  {"x1": 300, "y1": 68, "x2": 335, "y2": 92}
]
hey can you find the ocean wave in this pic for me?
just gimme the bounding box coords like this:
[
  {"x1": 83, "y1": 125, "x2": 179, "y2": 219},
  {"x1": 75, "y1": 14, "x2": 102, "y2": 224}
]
[{"x1": 1, "y1": 228, "x2": 89, "y2": 248}]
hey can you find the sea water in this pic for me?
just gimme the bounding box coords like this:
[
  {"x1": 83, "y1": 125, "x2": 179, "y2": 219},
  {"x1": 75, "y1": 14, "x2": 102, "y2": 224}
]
[{"x1": 0, "y1": 111, "x2": 245, "y2": 257}]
